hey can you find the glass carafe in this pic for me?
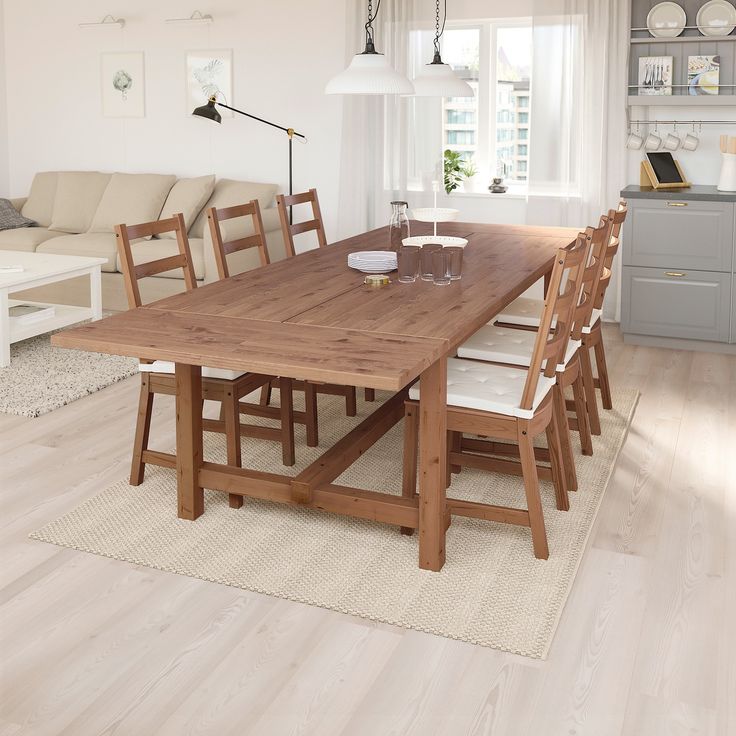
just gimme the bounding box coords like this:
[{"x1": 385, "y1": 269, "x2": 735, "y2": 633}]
[{"x1": 388, "y1": 201, "x2": 410, "y2": 251}]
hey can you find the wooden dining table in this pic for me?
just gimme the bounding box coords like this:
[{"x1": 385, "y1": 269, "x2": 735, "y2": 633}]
[{"x1": 52, "y1": 221, "x2": 578, "y2": 572}]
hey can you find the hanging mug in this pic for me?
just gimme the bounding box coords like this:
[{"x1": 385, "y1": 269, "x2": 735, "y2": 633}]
[
  {"x1": 626, "y1": 124, "x2": 643, "y2": 150},
  {"x1": 681, "y1": 123, "x2": 700, "y2": 152},
  {"x1": 644, "y1": 126, "x2": 662, "y2": 151}
]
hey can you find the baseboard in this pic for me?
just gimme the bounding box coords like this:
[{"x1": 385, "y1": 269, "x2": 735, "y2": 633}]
[{"x1": 623, "y1": 332, "x2": 736, "y2": 355}]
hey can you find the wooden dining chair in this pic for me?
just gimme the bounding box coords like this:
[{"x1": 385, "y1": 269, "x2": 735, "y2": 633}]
[
  {"x1": 269, "y1": 188, "x2": 358, "y2": 436},
  {"x1": 276, "y1": 187, "x2": 328, "y2": 258},
  {"x1": 207, "y1": 200, "x2": 318, "y2": 448},
  {"x1": 402, "y1": 236, "x2": 590, "y2": 559},
  {"x1": 578, "y1": 200, "x2": 628, "y2": 433},
  {"x1": 114, "y1": 213, "x2": 293, "y2": 510}
]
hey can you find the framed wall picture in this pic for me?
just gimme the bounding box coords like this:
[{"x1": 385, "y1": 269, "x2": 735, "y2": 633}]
[
  {"x1": 101, "y1": 52, "x2": 145, "y2": 117},
  {"x1": 186, "y1": 49, "x2": 233, "y2": 116},
  {"x1": 638, "y1": 56, "x2": 673, "y2": 96},
  {"x1": 688, "y1": 55, "x2": 720, "y2": 95}
]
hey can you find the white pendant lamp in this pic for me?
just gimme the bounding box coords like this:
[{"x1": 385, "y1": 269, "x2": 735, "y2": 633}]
[
  {"x1": 325, "y1": 0, "x2": 414, "y2": 95},
  {"x1": 413, "y1": 0, "x2": 474, "y2": 97}
]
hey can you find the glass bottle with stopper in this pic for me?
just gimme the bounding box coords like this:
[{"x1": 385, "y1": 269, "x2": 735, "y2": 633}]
[{"x1": 388, "y1": 201, "x2": 410, "y2": 251}]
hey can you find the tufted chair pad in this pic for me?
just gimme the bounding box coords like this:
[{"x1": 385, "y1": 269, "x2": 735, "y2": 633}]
[
  {"x1": 408, "y1": 358, "x2": 555, "y2": 419},
  {"x1": 457, "y1": 325, "x2": 580, "y2": 373},
  {"x1": 495, "y1": 297, "x2": 556, "y2": 328},
  {"x1": 139, "y1": 361, "x2": 246, "y2": 382}
]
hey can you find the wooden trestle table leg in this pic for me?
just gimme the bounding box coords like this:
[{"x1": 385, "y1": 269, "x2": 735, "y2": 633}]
[
  {"x1": 175, "y1": 363, "x2": 204, "y2": 521},
  {"x1": 418, "y1": 358, "x2": 447, "y2": 571}
]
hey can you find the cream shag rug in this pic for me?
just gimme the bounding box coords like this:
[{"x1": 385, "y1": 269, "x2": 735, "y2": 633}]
[
  {"x1": 31, "y1": 387, "x2": 638, "y2": 658},
  {"x1": 0, "y1": 332, "x2": 138, "y2": 417}
]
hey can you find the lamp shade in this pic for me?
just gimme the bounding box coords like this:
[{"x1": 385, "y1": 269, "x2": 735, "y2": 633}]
[
  {"x1": 412, "y1": 63, "x2": 474, "y2": 97},
  {"x1": 192, "y1": 98, "x2": 222, "y2": 123},
  {"x1": 325, "y1": 53, "x2": 414, "y2": 95}
]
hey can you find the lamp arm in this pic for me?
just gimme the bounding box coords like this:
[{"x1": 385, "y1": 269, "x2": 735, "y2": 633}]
[{"x1": 213, "y1": 99, "x2": 306, "y2": 139}]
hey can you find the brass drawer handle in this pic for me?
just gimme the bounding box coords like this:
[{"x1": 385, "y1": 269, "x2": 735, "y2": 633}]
[
  {"x1": 665, "y1": 271, "x2": 686, "y2": 278},
  {"x1": 666, "y1": 202, "x2": 688, "y2": 207}
]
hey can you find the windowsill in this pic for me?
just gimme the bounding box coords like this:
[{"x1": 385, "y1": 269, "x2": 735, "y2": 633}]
[{"x1": 447, "y1": 188, "x2": 582, "y2": 201}]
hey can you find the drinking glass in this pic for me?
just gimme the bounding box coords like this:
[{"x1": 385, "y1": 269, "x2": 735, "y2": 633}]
[
  {"x1": 397, "y1": 246, "x2": 419, "y2": 283},
  {"x1": 431, "y1": 249, "x2": 451, "y2": 286},
  {"x1": 445, "y1": 246, "x2": 463, "y2": 280},
  {"x1": 420, "y1": 243, "x2": 442, "y2": 281}
]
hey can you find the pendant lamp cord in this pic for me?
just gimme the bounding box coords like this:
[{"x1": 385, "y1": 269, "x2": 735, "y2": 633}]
[
  {"x1": 365, "y1": 0, "x2": 381, "y2": 49},
  {"x1": 433, "y1": 0, "x2": 447, "y2": 56}
]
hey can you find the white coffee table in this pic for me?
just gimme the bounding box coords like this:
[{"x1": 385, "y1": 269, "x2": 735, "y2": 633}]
[{"x1": 0, "y1": 250, "x2": 106, "y2": 367}]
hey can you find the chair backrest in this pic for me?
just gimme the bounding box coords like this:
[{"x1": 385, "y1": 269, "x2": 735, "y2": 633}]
[
  {"x1": 571, "y1": 217, "x2": 612, "y2": 338},
  {"x1": 114, "y1": 212, "x2": 197, "y2": 309},
  {"x1": 594, "y1": 199, "x2": 628, "y2": 310},
  {"x1": 276, "y1": 188, "x2": 328, "y2": 258},
  {"x1": 207, "y1": 199, "x2": 270, "y2": 280},
  {"x1": 519, "y1": 233, "x2": 592, "y2": 411}
]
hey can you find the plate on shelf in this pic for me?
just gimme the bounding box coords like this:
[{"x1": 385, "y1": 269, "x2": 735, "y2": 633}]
[
  {"x1": 696, "y1": 0, "x2": 736, "y2": 36},
  {"x1": 411, "y1": 207, "x2": 460, "y2": 223},
  {"x1": 402, "y1": 236, "x2": 469, "y2": 248},
  {"x1": 646, "y1": 1, "x2": 687, "y2": 37}
]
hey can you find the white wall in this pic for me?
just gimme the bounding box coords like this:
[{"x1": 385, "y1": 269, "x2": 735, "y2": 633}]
[
  {"x1": 0, "y1": 0, "x2": 9, "y2": 195},
  {"x1": 626, "y1": 103, "x2": 736, "y2": 186},
  {"x1": 1, "y1": 0, "x2": 345, "y2": 238}
]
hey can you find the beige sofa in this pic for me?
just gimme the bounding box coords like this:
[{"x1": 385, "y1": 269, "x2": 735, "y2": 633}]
[{"x1": 2, "y1": 171, "x2": 287, "y2": 311}]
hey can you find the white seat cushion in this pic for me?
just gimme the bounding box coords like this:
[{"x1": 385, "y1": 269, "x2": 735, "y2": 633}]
[
  {"x1": 495, "y1": 296, "x2": 557, "y2": 328},
  {"x1": 582, "y1": 308, "x2": 602, "y2": 334},
  {"x1": 139, "y1": 360, "x2": 245, "y2": 382},
  {"x1": 408, "y1": 358, "x2": 555, "y2": 420},
  {"x1": 458, "y1": 325, "x2": 580, "y2": 372}
]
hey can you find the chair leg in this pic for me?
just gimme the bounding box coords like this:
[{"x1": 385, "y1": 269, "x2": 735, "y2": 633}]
[
  {"x1": 130, "y1": 374, "x2": 154, "y2": 486},
  {"x1": 304, "y1": 381, "x2": 319, "y2": 447},
  {"x1": 450, "y1": 431, "x2": 462, "y2": 475},
  {"x1": 546, "y1": 410, "x2": 569, "y2": 511},
  {"x1": 594, "y1": 337, "x2": 613, "y2": 410},
  {"x1": 259, "y1": 381, "x2": 272, "y2": 407},
  {"x1": 518, "y1": 423, "x2": 549, "y2": 560},
  {"x1": 579, "y1": 346, "x2": 601, "y2": 436},
  {"x1": 223, "y1": 389, "x2": 244, "y2": 509},
  {"x1": 365, "y1": 388, "x2": 375, "y2": 402},
  {"x1": 345, "y1": 387, "x2": 357, "y2": 417},
  {"x1": 572, "y1": 373, "x2": 593, "y2": 456},
  {"x1": 279, "y1": 377, "x2": 296, "y2": 466},
  {"x1": 401, "y1": 404, "x2": 419, "y2": 536},
  {"x1": 553, "y1": 383, "x2": 577, "y2": 492}
]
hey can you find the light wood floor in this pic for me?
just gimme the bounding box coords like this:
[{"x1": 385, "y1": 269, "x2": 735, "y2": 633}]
[{"x1": 0, "y1": 325, "x2": 734, "y2": 736}]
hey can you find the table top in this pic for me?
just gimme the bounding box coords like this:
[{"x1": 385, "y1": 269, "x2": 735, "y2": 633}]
[
  {"x1": 0, "y1": 250, "x2": 106, "y2": 288},
  {"x1": 52, "y1": 222, "x2": 577, "y2": 389}
]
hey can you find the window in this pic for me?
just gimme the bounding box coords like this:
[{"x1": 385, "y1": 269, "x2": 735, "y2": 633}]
[{"x1": 441, "y1": 21, "x2": 533, "y2": 187}]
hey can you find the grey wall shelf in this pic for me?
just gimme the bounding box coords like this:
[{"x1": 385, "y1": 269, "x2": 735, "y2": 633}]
[{"x1": 629, "y1": 0, "x2": 736, "y2": 102}]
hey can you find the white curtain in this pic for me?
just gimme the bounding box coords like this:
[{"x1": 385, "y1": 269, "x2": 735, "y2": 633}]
[
  {"x1": 527, "y1": 0, "x2": 630, "y2": 320},
  {"x1": 337, "y1": 0, "x2": 442, "y2": 239}
]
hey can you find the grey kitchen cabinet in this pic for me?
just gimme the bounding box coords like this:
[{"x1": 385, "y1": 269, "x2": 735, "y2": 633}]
[
  {"x1": 621, "y1": 266, "x2": 731, "y2": 343},
  {"x1": 621, "y1": 186, "x2": 736, "y2": 351}
]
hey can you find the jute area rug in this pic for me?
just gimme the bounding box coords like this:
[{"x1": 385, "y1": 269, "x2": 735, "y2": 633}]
[
  {"x1": 0, "y1": 331, "x2": 138, "y2": 418},
  {"x1": 31, "y1": 387, "x2": 638, "y2": 658}
]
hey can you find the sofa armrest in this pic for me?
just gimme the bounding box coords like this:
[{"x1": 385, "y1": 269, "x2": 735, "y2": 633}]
[
  {"x1": 201, "y1": 206, "x2": 287, "y2": 283},
  {"x1": 9, "y1": 197, "x2": 27, "y2": 212}
]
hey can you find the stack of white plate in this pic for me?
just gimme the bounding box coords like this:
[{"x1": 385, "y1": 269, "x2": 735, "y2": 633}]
[{"x1": 348, "y1": 251, "x2": 397, "y2": 274}]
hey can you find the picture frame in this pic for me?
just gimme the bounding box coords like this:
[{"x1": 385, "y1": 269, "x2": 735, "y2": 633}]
[
  {"x1": 186, "y1": 49, "x2": 233, "y2": 116},
  {"x1": 688, "y1": 55, "x2": 720, "y2": 95},
  {"x1": 101, "y1": 52, "x2": 145, "y2": 118},
  {"x1": 637, "y1": 56, "x2": 673, "y2": 96}
]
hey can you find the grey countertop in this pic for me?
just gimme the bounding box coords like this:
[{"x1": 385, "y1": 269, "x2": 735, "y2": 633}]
[{"x1": 621, "y1": 185, "x2": 736, "y2": 202}]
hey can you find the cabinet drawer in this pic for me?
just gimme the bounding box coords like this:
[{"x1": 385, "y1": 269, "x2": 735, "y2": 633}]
[
  {"x1": 621, "y1": 266, "x2": 731, "y2": 343},
  {"x1": 624, "y1": 199, "x2": 734, "y2": 272}
]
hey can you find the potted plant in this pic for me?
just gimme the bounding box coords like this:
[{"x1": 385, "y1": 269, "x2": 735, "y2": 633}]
[{"x1": 443, "y1": 149, "x2": 477, "y2": 195}]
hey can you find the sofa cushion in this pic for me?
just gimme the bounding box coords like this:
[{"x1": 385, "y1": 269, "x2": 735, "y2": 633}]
[
  {"x1": 158, "y1": 175, "x2": 216, "y2": 238},
  {"x1": 190, "y1": 180, "x2": 279, "y2": 238},
  {"x1": 0, "y1": 227, "x2": 65, "y2": 252},
  {"x1": 116, "y1": 237, "x2": 205, "y2": 280},
  {"x1": 36, "y1": 232, "x2": 118, "y2": 272},
  {"x1": 21, "y1": 172, "x2": 59, "y2": 227},
  {"x1": 49, "y1": 172, "x2": 112, "y2": 234},
  {"x1": 89, "y1": 173, "x2": 176, "y2": 235},
  {"x1": 0, "y1": 198, "x2": 37, "y2": 230}
]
